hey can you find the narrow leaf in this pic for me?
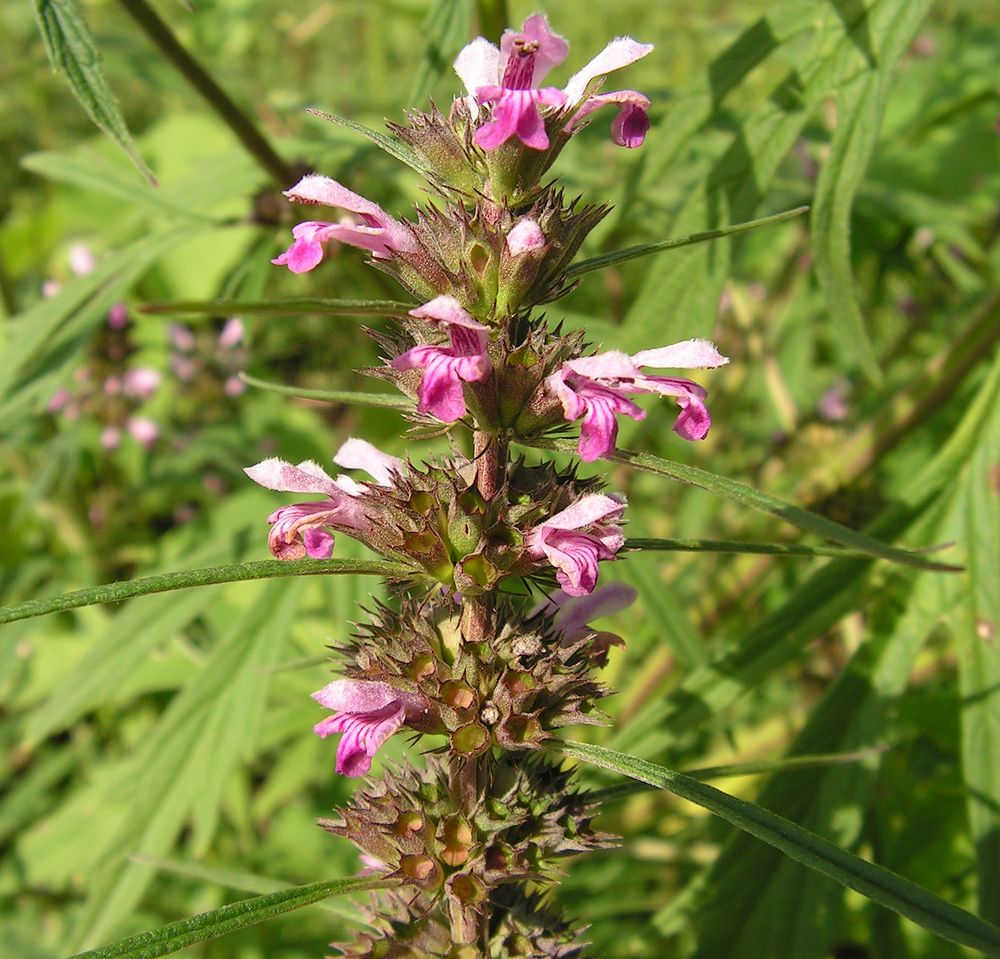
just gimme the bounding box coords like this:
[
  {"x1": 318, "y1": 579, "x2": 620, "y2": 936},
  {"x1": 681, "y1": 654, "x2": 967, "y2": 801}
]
[
  {"x1": 410, "y1": 0, "x2": 473, "y2": 105},
  {"x1": 558, "y1": 740, "x2": 1000, "y2": 957},
  {"x1": 306, "y1": 109, "x2": 433, "y2": 179},
  {"x1": 140, "y1": 297, "x2": 413, "y2": 317},
  {"x1": 522, "y1": 437, "x2": 960, "y2": 572},
  {"x1": 566, "y1": 206, "x2": 808, "y2": 279},
  {"x1": 587, "y1": 748, "x2": 882, "y2": 804},
  {"x1": 68, "y1": 877, "x2": 394, "y2": 959},
  {"x1": 0, "y1": 557, "x2": 408, "y2": 625},
  {"x1": 811, "y1": 0, "x2": 933, "y2": 384},
  {"x1": 240, "y1": 373, "x2": 411, "y2": 409},
  {"x1": 32, "y1": 0, "x2": 156, "y2": 183},
  {"x1": 627, "y1": 537, "x2": 879, "y2": 559}
]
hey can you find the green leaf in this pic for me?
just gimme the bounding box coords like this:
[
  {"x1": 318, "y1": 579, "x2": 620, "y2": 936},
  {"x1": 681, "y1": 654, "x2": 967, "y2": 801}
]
[
  {"x1": 68, "y1": 876, "x2": 394, "y2": 959},
  {"x1": 523, "y1": 437, "x2": 961, "y2": 572},
  {"x1": 957, "y1": 384, "x2": 1000, "y2": 924},
  {"x1": 410, "y1": 0, "x2": 473, "y2": 105},
  {"x1": 240, "y1": 373, "x2": 412, "y2": 410},
  {"x1": 60, "y1": 580, "x2": 306, "y2": 947},
  {"x1": 586, "y1": 748, "x2": 882, "y2": 804},
  {"x1": 566, "y1": 206, "x2": 808, "y2": 279},
  {"x1": 626, "y1": 536, "x2": 879, "y2": 559},
  {"x1": 306, "y1": 109, "x2": 434, "y2": 180},
  {"x1": 557, "y1": 740, "x2": 1000, "y2": 958},
  {"x1": 0, "y1": 228, "x2": 188, "y2": 414},
  {"x1": 0, "y1": 557, "x2": 408, "y2": 625},
  {"x1": 811, "y1": 0, "x2": 933, "y2": 384},
  {"x1": 140, "y1": 297, "x2": 413, "y2": 317},
  {"x1": 32, "y1": 0, "x2": 155, "y2": 184}
]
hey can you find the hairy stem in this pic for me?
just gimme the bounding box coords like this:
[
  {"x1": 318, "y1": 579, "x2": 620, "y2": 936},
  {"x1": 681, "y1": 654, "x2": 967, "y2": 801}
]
[{"x1": 116, "y1": 0, "x2": 296, "y2": 188}]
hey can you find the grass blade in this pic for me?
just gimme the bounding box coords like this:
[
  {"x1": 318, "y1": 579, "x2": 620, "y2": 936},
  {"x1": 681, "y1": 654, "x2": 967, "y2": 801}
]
[
  {"x1": 68, "y1": 877, "x2": 394, "y2": 959},
  {"x1": 557, "y1": 740, "x2": 1000, "y2": 957},
  {"x1": 0, "y1": 557, "x2": 408, "y2": 625},
  {"x1": 566, "y1": 206, "x2": 808, "y2": 279},
  {"x1": 32, "y1": 0, "x2": 155, "y2": 184}
]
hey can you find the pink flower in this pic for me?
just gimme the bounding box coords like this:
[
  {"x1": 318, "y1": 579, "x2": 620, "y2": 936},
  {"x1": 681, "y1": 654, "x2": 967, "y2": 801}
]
[
  {"x1": 224, "y1": 375, "x2": 246, "y2": 397},
  {"x1": 123, "y1": 367, "x2": 161, "y2": 399},
  {"x1": 47, "y1": 388, "x2": 73, "y2": 414},
  {"x1": 244, "y1": 439, "x2": 401, "y2": 560},
  {"x1": 107, "y1": 303, "x2": 129, "y2": 330},
  {"x1": 534, "y1": 582, "x2": 637, "y2": 640},
  {"x1": 127, "y1": 417, "x2": 159, "y2": 448},
  {"x1": 218, "y1": 317, "x2": 244, "y2": 349},
  {"x1": 548, "y1": 339, "x2": 729, "y2": 462},
  {"x1": 566, "y1": 90, "x2": 651, "y2": 148},
  {"x1": 69, "y1": 243, "x2": 96, "y2": 277},
  {"x1": 168, "y1": 324, "x2": 196, "y2": 351},
  {"x1": 455, "y1": 15, "x2": 569, "y2": 150},
  {"x1": 312, "y1": 679, "x2": 429, "y2": 777},
  {"x1": 390, "y1": 296, "x2": 491, "y2": 423},
  {"x1": 273, "y1": 175, "x2": 417, "y2": 273},
  {"x1": 100, "y1": 427, "x2": 121, "y2": 451},
  {"x1": 526, "y1": 494, "x2": 626, "y2": 596},
  {"x1": 454, "y1": 16, "x2": 653, "y2": 151}
]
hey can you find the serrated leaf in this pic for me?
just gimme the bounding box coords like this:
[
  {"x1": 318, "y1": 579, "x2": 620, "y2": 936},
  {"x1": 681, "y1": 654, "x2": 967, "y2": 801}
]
[
  {"x1": 69, "y1": 876, "x2": 393, "y2": 959},
  {"x1": 557, "y1": 740, "x2": 1000, "y2": 958},
  {"x1": 32, "y1": 0, "x2": 155, "y2": 184},
  {"x1": 0, "y1": 556, "x2": 407, "y2": 625}
]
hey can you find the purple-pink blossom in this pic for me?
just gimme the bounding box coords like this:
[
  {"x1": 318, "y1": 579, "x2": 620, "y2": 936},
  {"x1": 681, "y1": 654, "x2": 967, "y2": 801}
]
[
  {"x1": 391, "y1": 296, "x2": 492, "y2": 423},
  {"x1": 548, "y1": 339, "x2": 729, "y2": 462},
  {"x1": 273, "y1": 175, "x2": 417, "y2": 273},
  {"x1": 526, "y1": 494, "x2": 626, "y2": 596},
  {"x1": 312, "y1": 679, "x2": 429, "y2": 777},
  {"x1": 454, "y1": 16, "x2": 653, "y2": 151},
  {"x1": 244, "y1": 438, "x2": 401, "y2": 560}
]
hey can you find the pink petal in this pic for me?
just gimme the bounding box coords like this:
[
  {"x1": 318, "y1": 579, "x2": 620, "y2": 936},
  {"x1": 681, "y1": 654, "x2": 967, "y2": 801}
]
[
  {"x1": 454, "y1": 37, "x2": 501, "y2": 114},
  {"x1": 312, "y1": 678, "x2": 401, "y2": 712},
  {"x1": 126, "y1": 417, "x2": 159, "y2": 448},
  {"x1": 218, "y1": 317, "x2": 244, "y2": 348},
  {"x1": 500, "y1": 14, "x2": 569, "y2": 86},
  {"x1": 244, "y1": 458, "x2": 340, "y2": 496},
  {"x1": 542, "y1": 582, "x2": 638, "y2": 637},
  {"x1": 541, "y1": 493, "x2": 627, "y2": 532},
  {"x1": 565, "y1": 350, "x2": 642, "y2": 379},
  {"x1": 563, "y1": 37, "x2": 655, "y2": 105},
  {"x1": 410, "y1": 296, "x2": 487, "y2": 331},
  {"x1": 333, "y1": 438, "x2": 402, "y2": 486},
  {"x1": 568, "y1": 90, "x2": 651, "y2": 147},
  {"x1": 632, "y1": 338, "x2": 729, "y2": 370}
]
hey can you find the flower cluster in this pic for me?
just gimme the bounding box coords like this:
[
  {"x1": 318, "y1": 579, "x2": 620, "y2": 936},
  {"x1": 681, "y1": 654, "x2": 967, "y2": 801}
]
[
  {"x1": 251, "y1": 15, "x2": 728, "y2": 957},
  {"x1": 46, "y1": 249, "x2": 163, "y2": 453}
]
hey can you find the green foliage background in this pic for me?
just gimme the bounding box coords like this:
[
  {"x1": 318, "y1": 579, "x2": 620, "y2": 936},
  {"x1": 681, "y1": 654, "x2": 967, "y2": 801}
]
[{"x1": 1, "y1": 0, "x2": 998, "y2": 956}]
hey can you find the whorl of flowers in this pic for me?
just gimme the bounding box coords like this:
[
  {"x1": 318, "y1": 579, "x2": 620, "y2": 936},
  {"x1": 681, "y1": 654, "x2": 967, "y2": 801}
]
[{"x1": 255, "y1": 14, "x2": 727, "y2": 957}]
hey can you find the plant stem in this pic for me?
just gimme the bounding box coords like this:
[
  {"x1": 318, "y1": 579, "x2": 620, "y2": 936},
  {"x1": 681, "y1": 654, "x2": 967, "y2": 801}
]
[
  {"x1": 475, "y1": 0, "x2": 509, "y2": 41},
  {"x1": 116, "y1": 0, "x2": 297, "y2": 188}
]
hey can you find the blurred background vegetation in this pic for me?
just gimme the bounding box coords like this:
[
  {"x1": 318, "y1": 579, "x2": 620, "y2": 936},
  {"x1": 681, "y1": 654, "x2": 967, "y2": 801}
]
[{"x1": 1, "y1": 1, "x2": 998, "y2": 956}]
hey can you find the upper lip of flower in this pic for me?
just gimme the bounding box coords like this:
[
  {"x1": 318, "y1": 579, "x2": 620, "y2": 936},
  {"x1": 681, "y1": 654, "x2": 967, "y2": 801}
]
[{"x1": 453, "y1": 16, "x2": 654, "y2": 151}]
